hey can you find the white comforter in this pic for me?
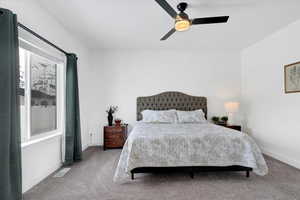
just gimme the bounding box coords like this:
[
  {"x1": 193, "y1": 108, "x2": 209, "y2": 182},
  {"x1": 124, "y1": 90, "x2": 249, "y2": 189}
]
[{"x1": 114, "y1": 122, "x2": 268, "y2": 182}]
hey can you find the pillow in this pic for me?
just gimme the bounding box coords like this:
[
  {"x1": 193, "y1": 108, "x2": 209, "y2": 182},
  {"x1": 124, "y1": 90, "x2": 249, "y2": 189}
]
[
  {"x1": 176, "y1": 109, "x2": 206, "y2": 123},
  {"x1": 141, "y1": 110, "x2": 177, "y2": 123}
]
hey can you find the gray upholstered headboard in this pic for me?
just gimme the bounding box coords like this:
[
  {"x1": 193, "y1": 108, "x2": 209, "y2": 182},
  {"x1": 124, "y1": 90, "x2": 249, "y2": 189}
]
[{"x1": 137, "y1": 91, "x2": 207, "y2": 121}]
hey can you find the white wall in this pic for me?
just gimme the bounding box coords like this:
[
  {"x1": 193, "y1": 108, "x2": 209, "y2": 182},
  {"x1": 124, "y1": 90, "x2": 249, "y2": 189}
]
[
  {"x1": 241, "y1": 19, "x2": 300, "y2": 169},
  {"x1": 0, "y1": 0, "x2": 92, "y2": 192},
  {"x1": 88, "y1": 50, "x2": 242, "y2": 145},
  {"x1": 22, "y1": 136, "x2": 62, "y2": 192}
]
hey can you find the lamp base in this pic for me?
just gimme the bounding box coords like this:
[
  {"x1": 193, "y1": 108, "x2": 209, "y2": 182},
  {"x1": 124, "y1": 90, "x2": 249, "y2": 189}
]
[{"x1": 227, "y1": 113, "x2": 234, "y2": 126}]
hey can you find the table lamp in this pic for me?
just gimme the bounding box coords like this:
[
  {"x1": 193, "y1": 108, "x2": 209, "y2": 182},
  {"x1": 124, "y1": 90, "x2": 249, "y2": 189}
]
[{"x1": 224, "y1": 102, "x2": 240, "y2": 125}]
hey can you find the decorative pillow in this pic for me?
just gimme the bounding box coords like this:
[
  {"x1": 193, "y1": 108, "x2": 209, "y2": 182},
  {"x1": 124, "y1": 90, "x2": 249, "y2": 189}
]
[
  {"x1": 176, "y1": 109, "x2": 206, "y2": 123},
  {"x1": 141, "y1": 110, "x2": 177, "y2": 123}
]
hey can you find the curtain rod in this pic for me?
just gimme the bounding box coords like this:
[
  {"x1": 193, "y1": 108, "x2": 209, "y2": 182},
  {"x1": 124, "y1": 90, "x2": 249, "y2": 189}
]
[{"x1": 18, "y1": 22, "x2": 68, "y2": 55}]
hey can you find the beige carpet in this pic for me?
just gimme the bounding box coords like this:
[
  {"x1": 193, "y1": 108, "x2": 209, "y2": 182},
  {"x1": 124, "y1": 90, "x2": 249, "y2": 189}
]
[{"x1": 24, "y1": 147, "x2": 300, "y2": 200}]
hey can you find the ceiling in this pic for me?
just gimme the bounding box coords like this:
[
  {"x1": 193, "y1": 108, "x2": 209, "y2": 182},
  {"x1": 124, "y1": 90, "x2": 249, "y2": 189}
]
[{"x1": 36, "y1": 0, "x2": 300, "y2": 50}]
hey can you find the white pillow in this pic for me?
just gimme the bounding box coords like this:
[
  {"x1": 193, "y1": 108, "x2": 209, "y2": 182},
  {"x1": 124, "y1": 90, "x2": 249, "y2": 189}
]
[
  {"x1": 176, "y1": 109, "x2": 206, "y2": 123},
  {"x1": 141, "y1": 110, "x2": 177, "y2": 123}
]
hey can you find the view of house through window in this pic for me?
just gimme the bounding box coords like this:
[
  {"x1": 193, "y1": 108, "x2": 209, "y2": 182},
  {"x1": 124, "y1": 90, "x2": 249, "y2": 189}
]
[
  {"x1": 19, "y1": 44, "x2": 63, "y2": 143},
  {"x1": 30, "y1": 53, "x2": 57, "y2": 136}
]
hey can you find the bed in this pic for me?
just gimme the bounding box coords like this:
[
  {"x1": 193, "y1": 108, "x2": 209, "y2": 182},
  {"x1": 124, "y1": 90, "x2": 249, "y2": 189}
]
[{"x1": 113, "y1": 92, "x2": 268, "y2": 182}]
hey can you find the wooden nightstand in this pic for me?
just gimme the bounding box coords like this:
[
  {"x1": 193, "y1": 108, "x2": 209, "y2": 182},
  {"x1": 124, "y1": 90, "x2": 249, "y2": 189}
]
[
  {"x1": 103, "y1": 124, "x2": 128, "y2": 151},
  {"x1": 222, "y1": 125, "x2": 241, "y2": 131}
]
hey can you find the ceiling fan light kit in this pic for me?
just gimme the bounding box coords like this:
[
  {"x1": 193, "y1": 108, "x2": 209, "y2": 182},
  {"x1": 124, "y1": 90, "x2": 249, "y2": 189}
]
[
  {"x1": 155, "y1": 0, "x2": 229, "y2": 40},
  {"x1": 175, "y1": 16, "x2": 191, "y2": 31}
]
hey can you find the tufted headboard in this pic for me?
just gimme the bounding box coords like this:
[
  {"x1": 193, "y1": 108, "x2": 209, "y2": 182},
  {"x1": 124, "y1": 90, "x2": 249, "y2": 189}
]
[{"x1": 137, "y1": 91, "x2": 207, "y2": 121}]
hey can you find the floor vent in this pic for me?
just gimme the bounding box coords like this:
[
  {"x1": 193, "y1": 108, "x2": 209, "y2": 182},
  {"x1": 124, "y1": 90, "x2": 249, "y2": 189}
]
[{"x1": 53, "y1": 168, "x2": 71, "y2": 178}]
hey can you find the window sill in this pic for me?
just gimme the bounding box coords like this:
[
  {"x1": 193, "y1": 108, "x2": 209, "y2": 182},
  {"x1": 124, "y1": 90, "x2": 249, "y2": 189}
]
[{"x1": 21, "y1": 132, "x2": 63, "y2": 148}]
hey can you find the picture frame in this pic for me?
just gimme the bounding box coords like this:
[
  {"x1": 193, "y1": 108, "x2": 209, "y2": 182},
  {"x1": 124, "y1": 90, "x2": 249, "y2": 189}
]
[{"x1": 284, "y1": 61, "x2": 300, "y2": 94}]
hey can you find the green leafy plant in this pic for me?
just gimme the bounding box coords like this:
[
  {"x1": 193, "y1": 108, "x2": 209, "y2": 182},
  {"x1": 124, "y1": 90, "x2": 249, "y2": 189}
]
[
  {"x1": 211, "y1": 116, "x2": 220, "y2": 123},
  {"x1": 221, "y1": 116, "x2": 228, "y2": 122}
]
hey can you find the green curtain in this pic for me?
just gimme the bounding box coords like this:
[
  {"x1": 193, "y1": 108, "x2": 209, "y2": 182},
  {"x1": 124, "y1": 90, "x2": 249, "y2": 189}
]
[
  {"x1": 65, "y1": 53, "x2": 82, "y2": 165},
  {"x1": 0, "y1": 8, "x2": 22, "y2": 200}
]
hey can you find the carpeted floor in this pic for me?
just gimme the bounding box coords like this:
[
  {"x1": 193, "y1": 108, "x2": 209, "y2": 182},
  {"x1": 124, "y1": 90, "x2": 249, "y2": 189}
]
[{"x1": 23, "y1": 147, "x2": 300, "y2": 200}]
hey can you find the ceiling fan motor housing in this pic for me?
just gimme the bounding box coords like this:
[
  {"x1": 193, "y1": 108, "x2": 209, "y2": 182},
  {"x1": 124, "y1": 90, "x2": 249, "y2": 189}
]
[{"x1": 178, "y1": 12, "x2": 189, "y2": 20}]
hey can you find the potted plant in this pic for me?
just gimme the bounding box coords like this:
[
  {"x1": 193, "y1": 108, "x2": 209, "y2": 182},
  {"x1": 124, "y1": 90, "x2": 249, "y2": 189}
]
[
  {"x1": 114, "y1": 118, "x2": 122, "y2": 126},
  {"x1": 106, "y1": 106, "x2": 118, "y2": 126},
  {"x1": 220, "y1": 116, "x2": 229, "y2": 125},
  {"x1": 211, "y1": 116, "x2": 220, "y2": 124}
]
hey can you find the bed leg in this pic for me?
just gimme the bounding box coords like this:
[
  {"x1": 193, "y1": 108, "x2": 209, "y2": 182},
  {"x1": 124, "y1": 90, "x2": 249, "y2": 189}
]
[
  {"x1": 131, "y1": 172, "x2": 134, "y2": 180},
  {"x1": 189, "y1": 171, "x2": 194, "y2": 179},
  {"x1": 246, "y1": 170, "x2": 250, "y2": 178}
]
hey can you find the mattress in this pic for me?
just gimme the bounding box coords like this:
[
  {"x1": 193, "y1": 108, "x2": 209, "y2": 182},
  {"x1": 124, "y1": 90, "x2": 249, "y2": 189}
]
[{"x1": 114, "y1": 122, "x2": 268, "y2": 182}]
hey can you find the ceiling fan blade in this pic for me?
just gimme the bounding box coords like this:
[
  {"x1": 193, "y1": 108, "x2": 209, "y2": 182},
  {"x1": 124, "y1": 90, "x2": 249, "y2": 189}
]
[
  {"x1": 192, "y1": 16, "x2": 229, "y2": 25},
  {"x1": 160, "y1": 28, "x2": 176, "y2": 40},
  {"x1": 155, "y1": 0, "x2": 177, "y2": 18}
]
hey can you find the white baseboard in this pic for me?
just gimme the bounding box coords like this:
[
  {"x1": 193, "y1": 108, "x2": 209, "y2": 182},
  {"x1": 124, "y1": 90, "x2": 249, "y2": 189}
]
[
  {"x1": 82, "y1": 144, "x2": 102, "y2": 151},
  {"x1": 261, "y1": 146, "x2": 300, "y2": 170}
]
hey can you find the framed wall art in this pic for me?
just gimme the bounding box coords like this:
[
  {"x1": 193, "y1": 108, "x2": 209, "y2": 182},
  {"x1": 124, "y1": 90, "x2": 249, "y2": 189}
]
[{"x1": 284, "y1": 61, "x2": 300, "y2": 93}]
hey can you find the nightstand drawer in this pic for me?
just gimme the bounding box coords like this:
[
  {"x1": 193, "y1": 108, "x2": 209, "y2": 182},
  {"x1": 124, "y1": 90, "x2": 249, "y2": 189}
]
[
  {"x1": 105, "y1": 140, "x2": 124, "y2": 148},
  {"x1": 104, "y1": 127, "x2": 124, "y2": 133},
  {"x1": 104, "y1": 132, "x2": 123, "y2": 140},
  {"x1": 219, "y1": 124, "x2": 241, "y2": 131},
  {"x1": 226, "y1": 125, "x2": 241, "y2": 131}
]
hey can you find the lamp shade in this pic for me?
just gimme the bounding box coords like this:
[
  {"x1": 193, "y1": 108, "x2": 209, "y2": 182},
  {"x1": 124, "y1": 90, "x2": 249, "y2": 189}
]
[{"x1": 224, "y1": 102, "x2": 240, "y2": 113}]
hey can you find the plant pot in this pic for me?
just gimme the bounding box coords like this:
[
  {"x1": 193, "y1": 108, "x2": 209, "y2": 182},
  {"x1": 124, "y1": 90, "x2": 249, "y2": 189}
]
[
  {"x1": 115, "y1": 120, "x2": 121, "y2": 126},
  {"x1": 107, "y1": 114, "x2": 113, "y2": 126}
]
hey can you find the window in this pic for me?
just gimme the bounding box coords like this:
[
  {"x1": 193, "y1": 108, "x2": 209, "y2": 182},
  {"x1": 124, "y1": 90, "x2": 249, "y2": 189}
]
[{"x1": 19, "y1": 39, "x2": 65, "y2": 144}]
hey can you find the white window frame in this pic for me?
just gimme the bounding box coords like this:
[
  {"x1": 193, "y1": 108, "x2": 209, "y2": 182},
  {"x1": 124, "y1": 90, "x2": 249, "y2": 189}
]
[{"x1": 20, "y1": 38, "x2": 66, "y2": 148}]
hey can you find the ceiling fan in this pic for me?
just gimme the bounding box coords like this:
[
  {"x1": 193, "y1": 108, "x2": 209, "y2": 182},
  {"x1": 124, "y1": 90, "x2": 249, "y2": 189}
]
[{"x1": 155, "y1": 0, "x2": 229, "y2": 40}]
